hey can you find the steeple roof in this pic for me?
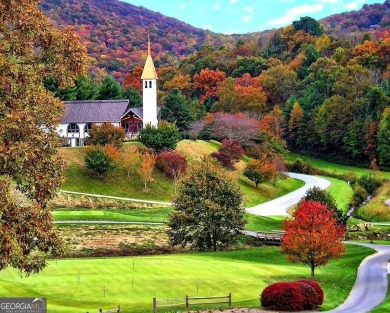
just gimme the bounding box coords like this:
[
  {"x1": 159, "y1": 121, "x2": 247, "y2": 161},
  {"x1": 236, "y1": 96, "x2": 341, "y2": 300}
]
[{"x1": 141, "y1": 35, "x2": 158, "y2": 80}]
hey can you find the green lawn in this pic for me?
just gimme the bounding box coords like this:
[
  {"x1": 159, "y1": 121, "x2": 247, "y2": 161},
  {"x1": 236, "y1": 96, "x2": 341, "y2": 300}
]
[
  {"x1": 245, "y1": 215, "x2": 285, "y2": 231},
  {"x1": 286, "y1": 152, "x2": 390, "y2": 180},
  {"x1": 0, "y1": 245, "x2": 373, "y2": 313},
  {"x1": 322, "y1": 176, "x2": 353, "y2": 213}
]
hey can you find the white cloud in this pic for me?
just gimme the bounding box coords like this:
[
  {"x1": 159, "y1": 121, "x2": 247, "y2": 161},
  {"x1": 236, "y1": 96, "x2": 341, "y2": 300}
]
[
  {"x1": 224, "y1": 29, "x2": 238, "y2": 35},
  {"x1": 344, "y1": 1, "x2": 358, "y2": 9},
  {"x1": 203, "y1": 24, "x2": 213, "y2": 30},
  {"x1": 213, "y1": 4, "x2": 220, "y2": 10},
  {"x1": 177, "y1": 3, "x2": 187, "y2": 10},
  {"x1": 230, "y1": 0, "x2": 238, "y2": 3},
  {"x1": 268, "y1": 4, "x2": 324, "y2": 26},
  {"x1": 244, "y1": 5, "x2": 256, "y2": 13},
  {"x1": 242, "y1": 16, "x2": 253, "y2": 22}
]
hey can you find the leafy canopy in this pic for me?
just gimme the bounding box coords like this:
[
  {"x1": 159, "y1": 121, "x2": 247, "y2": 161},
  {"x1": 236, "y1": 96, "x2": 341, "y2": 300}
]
[
  {"x1": 0, "y1": 0, "x2": 87, "y2": 274},
  {"x1": 167, "y1": 157, "x2": 246, "y2": 252}
]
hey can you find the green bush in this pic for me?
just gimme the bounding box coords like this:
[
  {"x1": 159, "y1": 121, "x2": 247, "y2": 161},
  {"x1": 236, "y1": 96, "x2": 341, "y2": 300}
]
[
  {"x1": 138, "y1": 121, "x2": 181, "y2": 152},
  {"x1": 85, "y1": 146, "x2": 116, "y2": 178}
]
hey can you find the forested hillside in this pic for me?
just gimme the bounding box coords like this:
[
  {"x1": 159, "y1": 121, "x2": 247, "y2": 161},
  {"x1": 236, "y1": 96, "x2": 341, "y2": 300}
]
[{"x1": 41, "y1": 0, "x2": 389, "y2": 169}]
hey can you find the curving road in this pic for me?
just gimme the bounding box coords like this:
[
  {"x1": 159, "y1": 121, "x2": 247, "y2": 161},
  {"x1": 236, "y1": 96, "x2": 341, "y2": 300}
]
[
  {"x1": 324, "y1": 242, "x2": 390, "y2": 313},
  {"x1": 246, "y1": 173, "x2": 331, "y2": 216}
]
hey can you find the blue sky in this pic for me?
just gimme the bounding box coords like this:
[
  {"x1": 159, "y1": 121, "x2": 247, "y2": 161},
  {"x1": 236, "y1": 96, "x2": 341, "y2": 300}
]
[{"x1": 122, "y1": 0, "x2": 382, "y2": 34}]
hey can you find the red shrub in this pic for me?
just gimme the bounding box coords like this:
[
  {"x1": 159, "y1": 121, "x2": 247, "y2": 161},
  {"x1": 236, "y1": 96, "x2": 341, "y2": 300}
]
[
  {"x1": 261, "y1": 282, "x2": 304, "y2": 311},
  {"x1": 211, "y1": 150, "x2": 234, "y2": 169},
  {"x1": 298, "y1": 280, "x2": 324, "y2": 306},
  {"x1": 261, "y1": 280, "x2": 324, "y2": 311}
]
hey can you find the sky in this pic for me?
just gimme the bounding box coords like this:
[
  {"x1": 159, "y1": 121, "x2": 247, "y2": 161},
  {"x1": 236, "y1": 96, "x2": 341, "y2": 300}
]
[{"x1": 122, "y1": 0, "x2": 382, "y2": 34}]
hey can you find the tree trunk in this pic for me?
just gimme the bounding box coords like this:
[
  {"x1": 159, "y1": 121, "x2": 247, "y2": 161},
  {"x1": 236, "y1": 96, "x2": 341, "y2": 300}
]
[{"x1": 311, "y1": 261, "x2": 315, "y2": 279}]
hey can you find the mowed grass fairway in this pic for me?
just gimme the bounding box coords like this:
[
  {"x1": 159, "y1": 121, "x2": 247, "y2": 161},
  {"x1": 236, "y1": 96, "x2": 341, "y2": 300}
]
[{"x1": 0, "y1": 245, "x2": 373, "y2": 313}]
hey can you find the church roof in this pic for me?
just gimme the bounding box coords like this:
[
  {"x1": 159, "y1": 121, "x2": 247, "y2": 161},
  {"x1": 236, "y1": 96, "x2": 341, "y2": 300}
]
[
  {"x1": 141, "y1": 36, "x2": 158, "y2": 80},
  {"x1": 61, "y1": 100, "x2": 130, "y2": 124}
]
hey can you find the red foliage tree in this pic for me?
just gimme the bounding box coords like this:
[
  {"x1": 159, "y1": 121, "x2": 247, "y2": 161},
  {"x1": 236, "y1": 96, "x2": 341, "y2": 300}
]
[
  {"x1": 123, "y1": 66, "x2": 143, "y2": 92},
  {"x1": 156, "y1": 149, "x2": 188, "y2": 192},
  {"x1": 209, "y1": 112, "x2": 260, "y2": 147},
  {"x1": 281, "y1": 200, "x2": 346, "y2": 279},
  {"x1": 193, "y1": 68, "x2": 226, "y2": 103}
]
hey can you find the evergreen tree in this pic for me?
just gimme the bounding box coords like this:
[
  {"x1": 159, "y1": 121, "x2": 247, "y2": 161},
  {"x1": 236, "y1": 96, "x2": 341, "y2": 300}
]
[
  {"x1": 161, "y1": 88, "x2": 194, "y2": 132},
  {"x1": 138, "y1": 121, "x2": 181, "y2": 152},
  {"x1": 123, "y1": 86, "x2": 142, "y2": 107},
  {"x1": 75, "y1": 76, "x2": 97, "y2": 100},
  {"x1": 292, "y1": 16, "x2": 324, "y2": 36},
  {"x1": 378, "y1": 107, "x2": 390, "y2": 168},
  {"x1": 96, "y1": 76, "x2": 123, "y2": 100}
]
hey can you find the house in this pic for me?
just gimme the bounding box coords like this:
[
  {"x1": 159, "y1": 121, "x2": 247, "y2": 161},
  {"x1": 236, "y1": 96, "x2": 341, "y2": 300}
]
[{"x1": 58, "y1": 36, "x2": 159, "y2": 147}]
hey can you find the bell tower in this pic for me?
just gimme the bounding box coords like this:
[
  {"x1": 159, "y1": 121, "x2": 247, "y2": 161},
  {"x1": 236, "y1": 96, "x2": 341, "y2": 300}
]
[{"x1": 141, "y1": 35, "x2": 158, "y2": 127}]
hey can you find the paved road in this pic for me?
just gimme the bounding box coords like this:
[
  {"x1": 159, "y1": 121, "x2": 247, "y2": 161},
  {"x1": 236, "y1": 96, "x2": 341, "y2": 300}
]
[
  {"x1": 324, "y1": 242, "x2": 390, "y2": 313},
  {"x1": 246, "y1": 173, "x2": 331, "y2": 216}
]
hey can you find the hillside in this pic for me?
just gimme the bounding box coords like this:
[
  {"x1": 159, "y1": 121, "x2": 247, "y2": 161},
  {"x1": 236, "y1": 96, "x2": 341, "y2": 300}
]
[
  {"x1": 39, "y1": 0, "x2": 236, "y2": 81},
  {"x1": 40, "y1": 0, "x2": 390, "y2": 81}
]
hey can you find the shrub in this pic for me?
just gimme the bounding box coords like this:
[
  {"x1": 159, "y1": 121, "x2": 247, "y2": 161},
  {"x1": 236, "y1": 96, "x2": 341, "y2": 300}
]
[
  {"x1": 85, "y1": 122, "x2": 125, "y2": 148},
  {"x1": 351, "y1": 184, "x2": 369, "y2": 207},
  {"x1": 261, "y1": 282, "x2": 304, "y2": 311},
  {"x1": 138, "y1": 121, "x2": 181, "y2": 152},
  {"x1": 297, "y1": 280, "x2": 323, "y2": 309},
  {"x1": 211, "y1": 150, "x2": 234, "y2": 169},
  {"x1": 261, "y1": 280, "x2": 324, "y2": 311},
  {"x1": 355, "y1": 174, "x2": 382, "y2": 195},
  {"x1": 85, "y1": 146, "x2": 116, "y2": 178}
]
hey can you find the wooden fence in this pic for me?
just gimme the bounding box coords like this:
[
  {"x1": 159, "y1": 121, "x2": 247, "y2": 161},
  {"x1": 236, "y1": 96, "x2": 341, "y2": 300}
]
[
  {"x1": 153, "y1": 293, "x2": 231, "y2": 312},
  {"x1": 256, "y1": 230, "x2": 285, "y2": 244}
]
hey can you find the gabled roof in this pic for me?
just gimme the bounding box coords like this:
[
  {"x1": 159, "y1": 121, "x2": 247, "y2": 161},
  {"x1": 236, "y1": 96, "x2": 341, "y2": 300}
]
[
  {"x1": 122, "y1": 106, "x2": 162, "y2": 120},
  {"x1": 62, "y1": 100, "x2": 130, "y2": 124}
]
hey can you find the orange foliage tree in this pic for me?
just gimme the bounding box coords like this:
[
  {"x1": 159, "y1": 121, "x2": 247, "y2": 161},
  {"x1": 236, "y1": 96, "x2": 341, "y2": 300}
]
[
  {"x1": 123, "y1": 66, "x2": 143, "y2": 92},
  {"x1": 193, "y1": 68, "x2": 226, "y2": 103},
  {"x1": 281, "y1": 200, "x2": 346, "y2": 279},
  {"x1": 138, "y1": 152, "x2": 156, "y2": 190}
]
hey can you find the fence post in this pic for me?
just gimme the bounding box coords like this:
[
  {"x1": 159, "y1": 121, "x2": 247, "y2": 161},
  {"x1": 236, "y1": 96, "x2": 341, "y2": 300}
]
[
  {"x1": 185, "y1": 295, "x2": 189, "y2": 309},
  {"x1": 229, "y1": 293, "x2": 232, "y2": 307},
  {"x1": 153, "y1": 297, "x2": 157, "y2": 313},
  {"x1": 117, "y1": 305, "x2": 121, "y2": 312}
]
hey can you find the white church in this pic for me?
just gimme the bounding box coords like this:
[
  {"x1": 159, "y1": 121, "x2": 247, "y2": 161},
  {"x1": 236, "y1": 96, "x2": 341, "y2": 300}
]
[{"x1": 57, "y1": 37, "x2": 160, "y2": 147}]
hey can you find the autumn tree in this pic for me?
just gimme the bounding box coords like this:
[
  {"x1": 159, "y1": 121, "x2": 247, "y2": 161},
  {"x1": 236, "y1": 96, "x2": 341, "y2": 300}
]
[
  {"x1": 123, "y1": 66, "x2": 143, "y2": 93},
  {"x1": 121, "y1": 145, "x2": 141, "y2": 177},
  {"x1": 288, "y1": 102, "x2": 304, "y2": 148},
  {"x1": 167, "y1": 157, "x2": 246, "y2": 251},
  {"x1": 156, "y1": 150, "x2": 187, "y2": 193},
  {"x1": 193, "y1": 68, "x2": 226, "y2": 103},
  {"x1": 209, "y1": 113, "x2": 260, "y2": 147},
  {"x1": 281, "y1": 201, "x2": 346, "y2": 279},
  {"x1": 244, "y1": 159, "x2": 276, "y2": 189},
  {"x1": 0, "y1": 0, "x2": 87, "y2": 274},
  {"x1": 138, "y1": 152, "x2": 156, "y2": 190},
  {"x1": 85, "y1": 146, "x2": 116, "y2": 178},
  {"x1": 211, "y1": 139, "x2": 244, "y2": 170},
  {"x1": 85, "y1": 122, "x2": 125, "y2": 148}
]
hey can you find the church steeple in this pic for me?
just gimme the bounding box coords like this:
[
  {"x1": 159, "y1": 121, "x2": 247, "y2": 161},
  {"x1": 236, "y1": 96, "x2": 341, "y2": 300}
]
[
  {"x1": 141, "y1": 35, "x2": 158, "y2": 80},
  {"x1": 141, "y1": 35, "x2": 158, "y2": 127}
]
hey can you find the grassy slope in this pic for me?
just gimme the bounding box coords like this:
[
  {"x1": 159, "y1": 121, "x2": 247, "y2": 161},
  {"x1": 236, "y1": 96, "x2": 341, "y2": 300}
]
[
  {"x1": 286, "y1": 152, "x2": 390, "y2": 180},
  {"x1": 61, "y1": 141, "x2": 304, "y2": 206},
  {"x1": 0, "y1": 245, "x2": 373, "y2": 313},
  {"x1": 356, "y1": 182, "x2": 390, "y2": 222},
  {"x1": 322, "y1": 176, "x2": 353, "y2": 212}
]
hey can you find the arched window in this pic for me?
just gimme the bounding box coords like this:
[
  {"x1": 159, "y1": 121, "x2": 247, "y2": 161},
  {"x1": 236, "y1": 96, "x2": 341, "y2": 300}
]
[
  {"x1": 67, "y1": 123, "x2": 79, "y2": 133},
  {"x1": 149, "y1": 81, "x2": 152, "y2": 88},
  {"x1": 145, "y1": 81, "x2": 148, "y2": 88}
]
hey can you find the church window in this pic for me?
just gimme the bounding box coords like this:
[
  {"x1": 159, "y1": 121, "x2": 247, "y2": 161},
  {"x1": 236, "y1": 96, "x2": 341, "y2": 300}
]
[
  {"x1": 67, "y1": 123, "x2": 79, "y2": 133},
  {"x1": 85, "y1": 123, "x2": 93, "y2": 134},
  {"x1": 149, "y1": 81, "x2": 152, "y2": 88},
  {"x1": 145, "y1": 81, "x2": 148, "y2": 88}
]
